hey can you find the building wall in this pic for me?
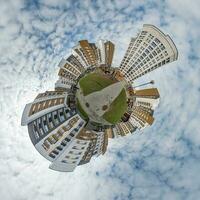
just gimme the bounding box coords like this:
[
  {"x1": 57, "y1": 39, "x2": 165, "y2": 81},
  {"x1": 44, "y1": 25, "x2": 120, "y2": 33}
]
[
  {"x1": 134, "y1": 88, "x2": 160, "y2": 98},
  {"x1": 21, "y1": 91, "x2": 68, "y2": 126},
  {"x1": 129, "y1": 106, "x2": 154, "y2": 130},
  {"x1": 97, "y1": 40, "x2": 115, "y2": 67},
  {"x1": 49, "y1": 136, "x2": 89, "y2": 172},
  {"x1": 97, "y1": 40, "x2": 106, "y2": 64},
  {"x1": 58, "y1": 58, "x2": 81, "y2": 81},
  {"x1": 133, "y1": 88, "x2": 160, "y2": 110},
  {"x1": 55, "y1": 77, "x2": 73, "y2": 91},
  {"x1": 105, "y1": 41, "x2": 115, "y2": 67},
  {"x1": 119, "y1": 24, "x2": 178, "y2": 82},
  {"x1": 66, "y1": 54, "x2": 85, "y2": 73},
  {"x1": 113, "y1": 122, "x2": 134, "y2": 137}
]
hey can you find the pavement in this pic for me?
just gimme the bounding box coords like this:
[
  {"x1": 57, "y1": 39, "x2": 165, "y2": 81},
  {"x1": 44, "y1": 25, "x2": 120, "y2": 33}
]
[{"x1": 76, "y1": 80, "x2": 126, "y2": 125}]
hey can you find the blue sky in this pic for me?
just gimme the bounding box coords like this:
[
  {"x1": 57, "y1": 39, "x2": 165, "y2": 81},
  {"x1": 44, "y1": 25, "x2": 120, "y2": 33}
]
[{"x1": 0, "y1": 0, "x2": 200, "y2": 199}]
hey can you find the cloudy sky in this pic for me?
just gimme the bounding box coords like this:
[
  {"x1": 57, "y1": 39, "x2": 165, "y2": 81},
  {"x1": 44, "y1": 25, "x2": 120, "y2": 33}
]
[{"x1": 0, "y1": 0, "x2": 200, "y2": 199}]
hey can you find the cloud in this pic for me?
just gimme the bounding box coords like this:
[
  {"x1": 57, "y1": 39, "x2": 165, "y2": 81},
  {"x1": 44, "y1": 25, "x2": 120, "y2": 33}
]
[{"x1": 0, "y1": 0, "x2": 200, "y2": 200}]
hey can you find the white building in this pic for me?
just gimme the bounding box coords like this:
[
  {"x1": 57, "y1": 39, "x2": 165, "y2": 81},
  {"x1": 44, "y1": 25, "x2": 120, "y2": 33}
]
[
  {"x1": 58, "y1": 58, "x2": 82, "y2": 81},
  {"x1": 113, "y1": 121, "x2": 136, "y2": 137},
  {"x1": 133, "y1": 87, "x2": 160, "y2": 111},
  {"x1": 21, "y1": 91, "x2": 68, "y2": 126},
  {"x1": 72, "y1": 45, "x2": 90, "y2": 68},
  {"x1": 97, "y1": 40, "x2": 115, "y2": 67},
  {"x1": 97, "y1": 40, "x2": 106, "y2": 65},
  {"x1": 119, "y1": 24, "x2": 178, "y2": 82},
  {"x1": 21, "y1": 91, "x2": 90, "y2": 172},
  {"x1": 21, "y1": 90, "x2": 109, "y2": 172},
  {"x1": 134, "y1": 97, "x2": 159, "y2": 110},
  {"x1": 129, "y1": 106, "x2": 154, "y2": 130},
  {"x1": 93, "y1": 131, "x2": 107, "y2": 156},
  {"x1": 55, "y1": 77, "x2": 73, "y2": 91}
]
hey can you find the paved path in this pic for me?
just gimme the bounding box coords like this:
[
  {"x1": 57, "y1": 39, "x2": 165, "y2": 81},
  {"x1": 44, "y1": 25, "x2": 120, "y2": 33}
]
[
  {"x1": 76, "y1": 81, "x2": 126, "y2": 125},
  {"x1": 85, "y1": 81, "x2": 124, "y2": 116},
  {"x1": 76, "y1": 84, "x2": 110, "y2": 124}
]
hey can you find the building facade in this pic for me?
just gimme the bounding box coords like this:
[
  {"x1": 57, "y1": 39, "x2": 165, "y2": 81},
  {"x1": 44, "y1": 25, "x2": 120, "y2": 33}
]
[
  {"x1": 133, "y1": 88, "x2": 160, "y2": 110},
  {"x1": 128, "y1": 87, "x2": 160, "y2": 130},
  {"x1": 72, "y1": 40, "x2": 98, "y2": 68},
  {"x1": 109, "y1": 87, "x2": 160, "y2": 138},
  {"x1": 119, "y1": 24, "x2": 178, "y2": 82},
  {"x1": 113, "y1": 121, "x2": 137, "y2": 137},
  {"x1": 21, "y1": 90, "x2": 108, "y2": 172},
  {"x1": 55, "y1": 77, "x2": 73, "y2": 91},
  {"x1": 97, "y1": 40, "x2": 115, "y2": 67}
]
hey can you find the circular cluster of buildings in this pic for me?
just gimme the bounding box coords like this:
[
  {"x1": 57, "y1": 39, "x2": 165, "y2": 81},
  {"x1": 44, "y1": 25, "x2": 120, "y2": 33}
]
[{"x1": 21, "y1": 24, "x2": 178, "y2": 172}]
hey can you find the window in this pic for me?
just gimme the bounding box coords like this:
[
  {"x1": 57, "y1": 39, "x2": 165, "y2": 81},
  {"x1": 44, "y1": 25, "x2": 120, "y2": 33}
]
[
  {"x1": 52, "y1": 150, "x2": 59, "y2": 155},
  {"x1": 152, "y1": 42, "x2": 156, "y2": 47},
  {"x1": 148, "y1": 46, "x2": 153, "y2": 51},
  {"x1": 70, "y1": 133, "x2": 75, "y2": 137},
  {"x1": 142, "y1": 53, "x2": 146, "y2": 57},
  {"x1": 152, "y1": 51, "x2": 157, "y2": 56},
  {"x1": 61, "y1": 142, "x2": 66, "y2": 146},
  {"x1": 33, "y1": 125, "x2": 37, "y2": 131},
  {"x1": 65, "y1": 137, "x2": 71, "y2": 142},
  {"x1": 149, "y1": 54, "x2": 153, "y2": 59},
  {"x1": 160, "y1": 44, "x2": 165, "y2": 50},
  {"x1": 56, "y1": 146, "x2": 62, "y2": 151},
  {"x1": 156, "y1": 48, "x2": 161, "y2": 54},
  {"x1": 38, "y1": 123, "x2": 42, "y2": 129},
  {"x1": 166, "y1": 57, "x2": 170, "y2": 63},
  {"x1": 155, "y1": 38, "x2": 160, "y2": 44},
  {"x1": 141, "y1": 31, "x2": 147, "y2": 35},
  {"x1": 49, "y1": 154, "x2": 55, "y2": 159}
]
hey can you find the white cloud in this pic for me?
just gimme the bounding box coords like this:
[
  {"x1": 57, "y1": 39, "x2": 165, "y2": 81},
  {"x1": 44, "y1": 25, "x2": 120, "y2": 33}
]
[{"x1": 0, "y1": 0, "x2": 200, "y2": 200}]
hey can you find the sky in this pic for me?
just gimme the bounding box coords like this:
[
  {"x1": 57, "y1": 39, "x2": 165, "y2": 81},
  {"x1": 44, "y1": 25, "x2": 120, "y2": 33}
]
[{"x1": 0, "y1": 0, "x2": 200, "y2": 199}]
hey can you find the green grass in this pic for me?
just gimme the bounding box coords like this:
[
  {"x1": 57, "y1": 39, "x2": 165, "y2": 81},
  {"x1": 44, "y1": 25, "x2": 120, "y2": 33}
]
[
  {"x1": 76, "y1": 99, "x2": 89, "y2": 120},
  {"x1": 103, "y1": 89, "x2": 128, "y2": 124},
  {"x1": 79, "y1": 72, "x2": 116, "y2": 96}
]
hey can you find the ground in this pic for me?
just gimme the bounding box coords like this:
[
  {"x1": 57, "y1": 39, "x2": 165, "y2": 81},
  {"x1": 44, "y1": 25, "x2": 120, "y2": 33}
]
[
  {"x1": 103, "y1": 89, "x2": 128, "y2": 124},
  {"x1": 79, "y1": 72, "x2": 116, "y2": 96},
  {"x1": 76, "y1": 71, "x2": 128, "y2": 125}
]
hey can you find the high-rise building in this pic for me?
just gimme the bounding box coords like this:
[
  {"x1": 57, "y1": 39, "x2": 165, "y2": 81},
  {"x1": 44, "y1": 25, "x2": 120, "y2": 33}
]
[
  {"x1": 67, "y1": 54, "x2": 85, "y2": 72},
  {"x1": 109, "y1": 87, "x2": 160, "y2": 137},
  {"x1": 55, "y1": 77, "x2": 73, "y2": 91},
  {"x1": 130, "y1": 106, "x2": 154, "y2": 130},
  {"x1": 97, "y1": 40, "x2": 115, "y2": 67},
  {"x1": 113, "y1": 121, "x2": 136, "y2": 137},
  {"x1": 55, "y1": 54, "x2": 86, "y2": 91},
  {"x1": 105, "y1": 127, "x2": 115, "y2": 139},
  {"x1": 21, "y1": 90, "x2": 108, "y2": 172},
  {"x1": 58, "y1": 58, "x2": 82, "y2": 81},
  {"x1": 72, "y1": 40, "x2": 98, "y2": 68},
  {"x1": 119, "y1": 24, "x2": 178, "y2": 82},
  {"x1": 126, "y1": 88, "x2": 160, "y2": 130},
  {"x1": 133, "y1": 88, "x2": 160, "y2": 110}
]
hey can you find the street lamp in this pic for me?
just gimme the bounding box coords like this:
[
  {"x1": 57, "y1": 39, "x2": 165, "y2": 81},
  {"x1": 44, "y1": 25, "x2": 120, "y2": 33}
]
[{"x1": 133, "y1": 80, "x2": 155, "y2": 89}]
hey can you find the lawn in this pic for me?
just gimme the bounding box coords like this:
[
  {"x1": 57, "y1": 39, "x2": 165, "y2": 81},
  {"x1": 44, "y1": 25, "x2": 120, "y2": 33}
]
[
  {"x1": 76, "y1": 98, "x2": 89, "y2": 120},
  {"x1": 79, "y1": 72, "x2": 116, "y2": 96},
  {"x1": 103, "y1": 89, "x2": 128, "y2": 124}
]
